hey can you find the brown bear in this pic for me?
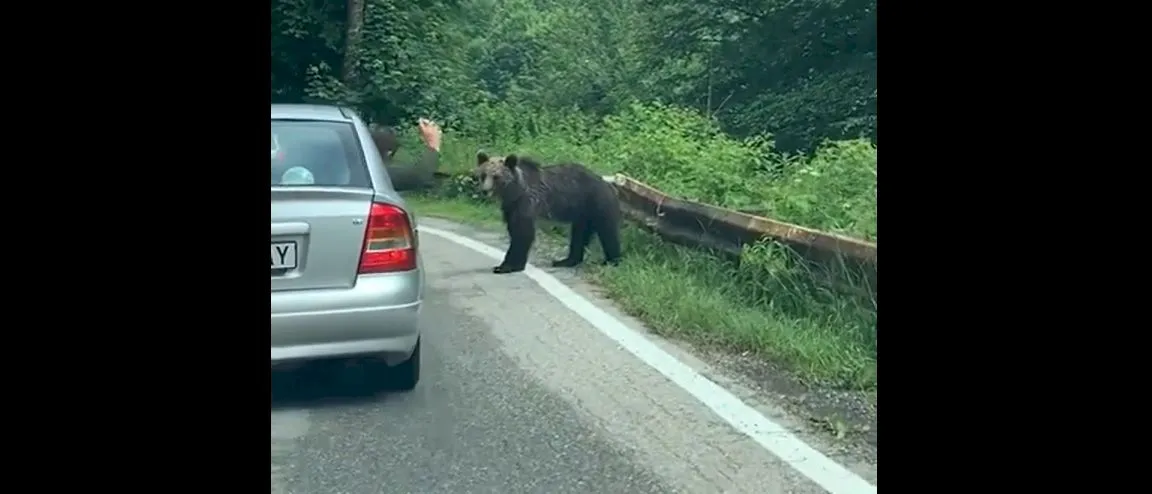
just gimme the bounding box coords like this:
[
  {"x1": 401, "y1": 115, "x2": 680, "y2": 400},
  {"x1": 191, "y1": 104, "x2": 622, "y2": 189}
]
[
  {"x1": 475, "y1": 152, "x2": 623, "y2": 274},
  {"x1": 370, "y1": 126, "x2": 399, "y2": 159}
]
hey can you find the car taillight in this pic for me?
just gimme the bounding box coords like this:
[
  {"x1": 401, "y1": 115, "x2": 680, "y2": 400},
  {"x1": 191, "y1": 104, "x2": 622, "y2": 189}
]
[{"x1": 358, "y1": 202, "x2": 417, "y2": 274}]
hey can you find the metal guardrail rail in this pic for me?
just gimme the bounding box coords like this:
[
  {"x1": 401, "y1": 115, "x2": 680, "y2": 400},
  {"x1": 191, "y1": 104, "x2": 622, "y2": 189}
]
[{"x1": 604, "y1": 174, "x2": 876, "y2": 296}]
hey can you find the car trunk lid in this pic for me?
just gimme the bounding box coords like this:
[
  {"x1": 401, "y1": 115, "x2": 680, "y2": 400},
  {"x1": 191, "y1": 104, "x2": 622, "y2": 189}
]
[{"x1": 271, "y1": 187, "x2": 375, "y2": 292}]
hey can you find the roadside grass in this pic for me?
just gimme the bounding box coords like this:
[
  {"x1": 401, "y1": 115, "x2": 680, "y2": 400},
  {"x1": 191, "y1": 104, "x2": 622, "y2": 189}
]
[
  {"x1": 403, "y1": 194, "x2": 877, "y2": 390},
  {"x1": 407, "y1": 194, "x2": 503, "y2": 228}
]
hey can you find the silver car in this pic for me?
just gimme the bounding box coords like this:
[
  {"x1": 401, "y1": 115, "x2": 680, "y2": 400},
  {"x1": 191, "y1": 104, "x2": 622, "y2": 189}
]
[{"x1": 271, "y1": 104, "x2": 424, "y2": 391}]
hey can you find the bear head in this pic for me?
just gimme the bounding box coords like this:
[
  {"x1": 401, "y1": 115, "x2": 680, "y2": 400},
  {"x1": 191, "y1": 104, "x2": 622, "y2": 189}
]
[{"x1": 475, "y1": 152, "x2": 526, "y2": 197}]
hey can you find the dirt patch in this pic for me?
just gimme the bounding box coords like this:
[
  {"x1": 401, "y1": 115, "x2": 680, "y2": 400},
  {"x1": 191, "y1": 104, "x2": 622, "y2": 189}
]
[{"x1": 708, "y1": 349, "x2": 876, "y2": 461}]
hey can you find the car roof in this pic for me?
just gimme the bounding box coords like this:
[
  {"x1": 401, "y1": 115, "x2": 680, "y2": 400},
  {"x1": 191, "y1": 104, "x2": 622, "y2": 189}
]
[{"x1": 271, "y1": 104, "x2": 355, "y2": 122}]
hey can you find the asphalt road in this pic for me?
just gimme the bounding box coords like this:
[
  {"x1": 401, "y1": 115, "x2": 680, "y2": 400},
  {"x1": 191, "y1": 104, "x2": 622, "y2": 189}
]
[{"x1": 271, "y1": 218, "x2": 873, "y2": 494}]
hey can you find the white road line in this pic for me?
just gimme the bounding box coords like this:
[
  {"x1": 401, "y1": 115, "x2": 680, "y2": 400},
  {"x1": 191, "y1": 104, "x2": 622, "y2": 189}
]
[{"x1": 420, "y1": 226, "x2": 877, "y2": 494}]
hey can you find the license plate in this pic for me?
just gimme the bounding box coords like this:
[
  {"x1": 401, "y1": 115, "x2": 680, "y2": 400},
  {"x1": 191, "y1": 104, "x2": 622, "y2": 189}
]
[{"x1": 271, "y1": 242, "x2": 298, "y2": 270}]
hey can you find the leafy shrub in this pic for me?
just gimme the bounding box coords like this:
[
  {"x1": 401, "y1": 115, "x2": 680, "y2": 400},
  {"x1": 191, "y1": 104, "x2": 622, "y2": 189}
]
[
  {"x1": 761, "y1": 140, "x2": 877, "y2": 240},
  {"x1": 427, "y1": 101, "x2": 876, "y2": 241},
  {"x1": 438, "y1": 173, "x2": 486, "y2": 202}
]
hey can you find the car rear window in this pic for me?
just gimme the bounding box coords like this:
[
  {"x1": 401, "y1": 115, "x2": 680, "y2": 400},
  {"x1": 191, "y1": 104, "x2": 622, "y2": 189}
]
[{"x1": 271, "y1": 120, "x2": 370, "y2": 187}]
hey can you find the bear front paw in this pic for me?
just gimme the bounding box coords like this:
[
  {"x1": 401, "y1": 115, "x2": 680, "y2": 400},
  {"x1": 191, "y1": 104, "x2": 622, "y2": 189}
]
[{"x1": 493, "y1": 264, "x2": 525, "y2": 274}]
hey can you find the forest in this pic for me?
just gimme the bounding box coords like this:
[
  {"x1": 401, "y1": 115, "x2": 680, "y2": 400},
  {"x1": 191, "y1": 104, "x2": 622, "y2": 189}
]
[{"x1": 271, "y1": 0, "x2": 878, "y2": 389}]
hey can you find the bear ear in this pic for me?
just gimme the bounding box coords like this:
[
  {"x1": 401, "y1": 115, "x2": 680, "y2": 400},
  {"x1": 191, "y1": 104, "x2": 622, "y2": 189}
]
[
  {"x1": 476, "y1": 152, "x2": 489, "y2": 166},
  {"x1": 504, "y1": 154, "x2": 519, "y2": 169}
]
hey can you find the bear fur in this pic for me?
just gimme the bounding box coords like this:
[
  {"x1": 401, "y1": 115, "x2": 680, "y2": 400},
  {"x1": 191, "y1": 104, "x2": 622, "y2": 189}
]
[
  {"x1": 475, "y1": 152, "x2": 622, "y2": 274},
  {"x1": 370, "y1": 126, "x2": 400, "y2": 159}
]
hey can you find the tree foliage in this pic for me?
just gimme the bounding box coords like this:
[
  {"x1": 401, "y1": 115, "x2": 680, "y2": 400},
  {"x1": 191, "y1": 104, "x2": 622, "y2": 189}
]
[
  {"x1": 271, "y1": 0, "x2": 876, "y2": 153},
  {"x1": 271, "y1": 0, "x2": 877, "y2": 388}
]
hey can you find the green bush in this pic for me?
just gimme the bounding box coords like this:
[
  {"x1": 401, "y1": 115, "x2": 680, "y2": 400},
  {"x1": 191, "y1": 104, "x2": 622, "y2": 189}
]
[
  {"x1": 760, "y1": 140, "x2": 877, "y2": 241},
  {"x1": 411, "y1": 101, "x2": 876, "y2": 241}
]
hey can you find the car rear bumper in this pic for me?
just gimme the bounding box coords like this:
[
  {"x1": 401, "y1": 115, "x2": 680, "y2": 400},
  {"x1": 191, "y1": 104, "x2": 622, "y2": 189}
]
[{"x1": 271, "y1": 272, "x2": 422, "y2": 365}]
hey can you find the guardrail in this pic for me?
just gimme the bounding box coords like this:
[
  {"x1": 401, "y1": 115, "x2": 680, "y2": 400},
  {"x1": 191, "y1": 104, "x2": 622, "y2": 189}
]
[{"x1": 605, "y1": 174, "x2": 876, "y2": 297}]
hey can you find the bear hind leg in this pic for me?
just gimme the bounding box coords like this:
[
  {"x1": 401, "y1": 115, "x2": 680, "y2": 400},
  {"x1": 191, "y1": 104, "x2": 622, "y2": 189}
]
[
  {"x1": 592, "y1": 211, "x2": 622, "y2": 266},
  {"x1": 552, "y1": 217, "x2": 593, "y2": 268}
]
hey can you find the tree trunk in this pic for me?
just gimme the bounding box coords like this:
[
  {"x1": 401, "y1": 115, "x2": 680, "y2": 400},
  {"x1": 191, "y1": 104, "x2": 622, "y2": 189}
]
[{"x1": 342, "y1": 0, "x2": 365, "y2": 84}]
